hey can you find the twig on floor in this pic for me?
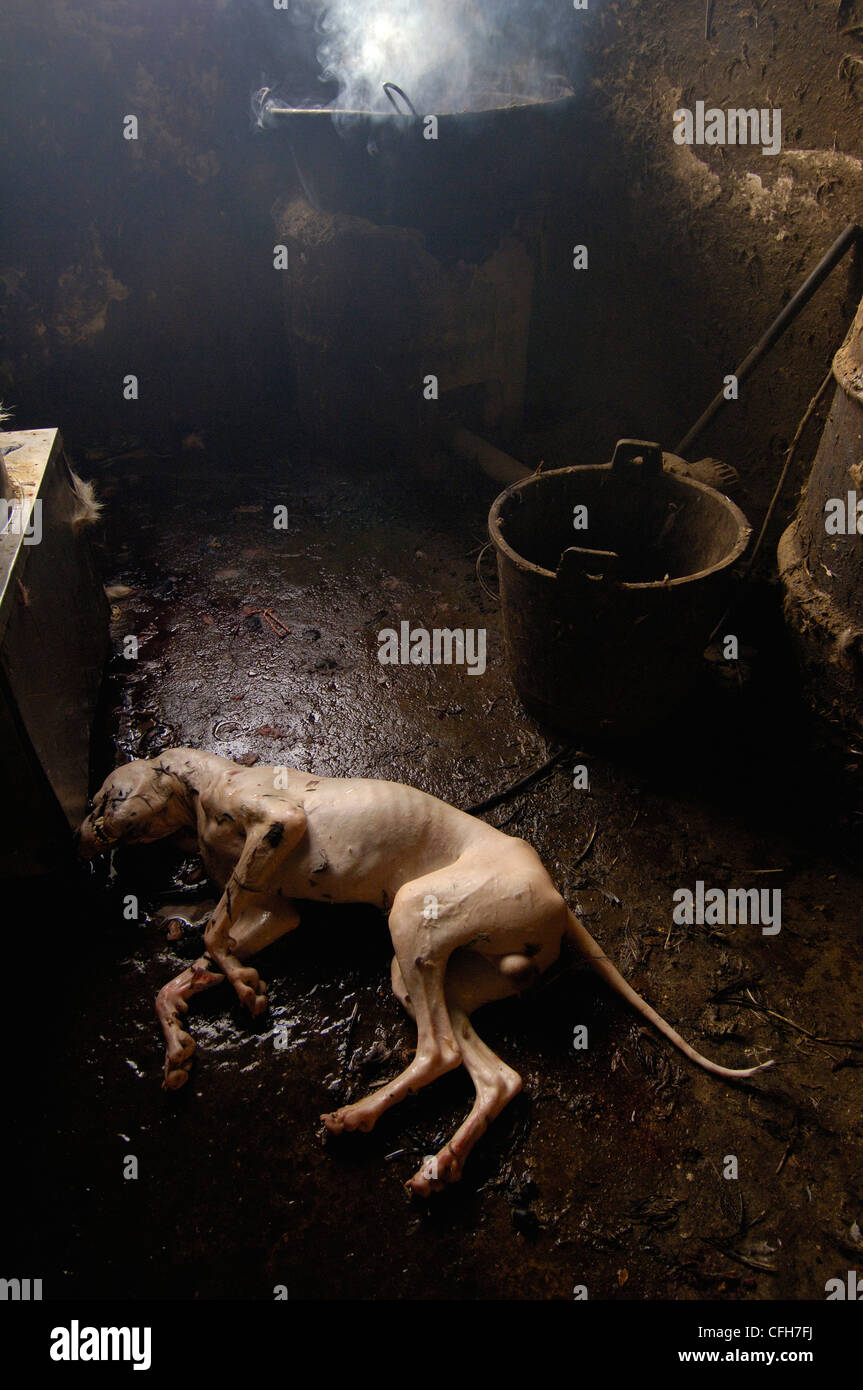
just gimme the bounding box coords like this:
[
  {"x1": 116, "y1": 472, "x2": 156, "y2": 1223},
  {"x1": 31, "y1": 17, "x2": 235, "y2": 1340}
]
[
  {"x1": 464, "y1": 746, "x2": 573, "y2": 815},
  {"x1": 709, "y1": 972, "x2": 763, "y2": 1000},
  {"x1": 775, "y1": 1138, "x2": 795, "y2": 1175},
  {"x1": 702, "y1": 1238, "x2": 777, "y2": 1274},
  {"x1": 735, "y1": 989, "x2": 863, "y2": 1052},
  {"x1": 573, "y1": 822, "x2": 599, "y2": 867}
]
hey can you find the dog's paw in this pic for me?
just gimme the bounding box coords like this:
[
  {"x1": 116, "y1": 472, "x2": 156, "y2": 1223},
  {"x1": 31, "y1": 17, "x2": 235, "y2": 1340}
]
[
  {"x1": 405, "y1": 1146, "x2": 462, "y2": 1197},
  {"x1": 233, "y1": 966, "x2": 268, "y2": 1016},
  {"x1": 162, "y1": 1030, "x2": 196, "y2": 1091},
  {"x1": 320, "y1": 1105, "x2": 376, "y2": 1135}
]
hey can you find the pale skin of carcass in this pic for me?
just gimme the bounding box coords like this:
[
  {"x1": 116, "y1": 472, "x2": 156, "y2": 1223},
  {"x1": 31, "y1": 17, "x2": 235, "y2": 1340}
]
[{"x1": 77, "y1": 748, "x2": 773, "y2": 1195}]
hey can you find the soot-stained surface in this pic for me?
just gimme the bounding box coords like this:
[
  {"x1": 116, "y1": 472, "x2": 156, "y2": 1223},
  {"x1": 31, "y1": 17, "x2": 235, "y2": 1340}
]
[{"x1": 10, "y1": 439, "x2": 863, "y2": 1301}]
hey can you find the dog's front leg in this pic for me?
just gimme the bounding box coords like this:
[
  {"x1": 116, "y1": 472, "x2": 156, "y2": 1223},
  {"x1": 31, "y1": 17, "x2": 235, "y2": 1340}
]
[
  {"x1": 157, "y1": 898, "x2": 301, "y2": 1089},
  {"x1": 156, "y1": 956, "x2": 225, "y2": 1090},
  {"x1": 204, "y1": 801, "x2": 306, "y2": 1015}
]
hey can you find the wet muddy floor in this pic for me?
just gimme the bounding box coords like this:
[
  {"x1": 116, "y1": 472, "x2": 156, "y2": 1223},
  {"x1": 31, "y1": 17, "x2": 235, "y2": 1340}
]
[{"x1": 6, "y1": 436, "x2": 863, "y2": 1300}]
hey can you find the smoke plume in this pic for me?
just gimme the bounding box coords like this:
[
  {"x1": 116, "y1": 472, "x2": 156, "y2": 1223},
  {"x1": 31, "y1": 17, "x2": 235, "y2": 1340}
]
[{"x1": 253, "y1": 0, "x2": 576, "y2": 115}]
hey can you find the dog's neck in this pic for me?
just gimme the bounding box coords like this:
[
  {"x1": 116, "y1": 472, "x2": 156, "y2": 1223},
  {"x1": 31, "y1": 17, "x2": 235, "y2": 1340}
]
[
  {"x1": 148, "y1": 750, "x2": 207, "y2": 826},
  {"x1": 151, "y1": 747, "x2": 301, "y2": 824}
]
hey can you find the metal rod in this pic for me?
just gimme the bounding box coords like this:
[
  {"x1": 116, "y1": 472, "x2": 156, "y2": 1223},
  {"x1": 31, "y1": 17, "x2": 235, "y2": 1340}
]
[{"x1": 675, "y1": 221, "x2": 861, "y2": 456}]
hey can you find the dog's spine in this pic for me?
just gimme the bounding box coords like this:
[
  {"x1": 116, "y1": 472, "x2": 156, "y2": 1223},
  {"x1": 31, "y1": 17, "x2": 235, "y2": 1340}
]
[{"x1": 565, "y1": 909, "x2": 775, "y2": 1080}]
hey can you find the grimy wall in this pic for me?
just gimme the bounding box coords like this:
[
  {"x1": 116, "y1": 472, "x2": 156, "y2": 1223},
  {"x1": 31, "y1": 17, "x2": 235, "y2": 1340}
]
[
  {"x1": 1, "y1": 0, "x2": 861, "y2": 537},
  {"x1": 0, "y1": 0, "x2": 293, "y2": 451},
  {"x1": 555, "y1": 0, "x2": 863, "y2": 533}
]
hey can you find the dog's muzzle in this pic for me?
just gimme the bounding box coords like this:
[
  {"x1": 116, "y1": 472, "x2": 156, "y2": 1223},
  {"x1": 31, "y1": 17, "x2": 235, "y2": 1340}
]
[{"x1": 76, "y1": 818, "x2": 112, "y2": 859}]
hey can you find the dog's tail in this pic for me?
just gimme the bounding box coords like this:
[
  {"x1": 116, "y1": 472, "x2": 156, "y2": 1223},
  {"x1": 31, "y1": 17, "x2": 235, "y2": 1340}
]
[{"x1": 565, "y1": 908, "x2": 775, "y2": 1081}]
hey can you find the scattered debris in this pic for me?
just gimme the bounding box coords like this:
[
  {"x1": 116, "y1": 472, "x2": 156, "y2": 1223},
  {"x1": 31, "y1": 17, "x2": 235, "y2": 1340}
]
[
  {"x1": 245, "y1": 607, "x2": 291, "y2": 637},
  {"x1": 573, "y1": 821, "x2": 599, "y2": 867}
]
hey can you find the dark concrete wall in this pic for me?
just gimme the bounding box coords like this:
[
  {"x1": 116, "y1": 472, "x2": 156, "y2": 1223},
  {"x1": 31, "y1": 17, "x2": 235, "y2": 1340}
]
[
  {"x1": 1, "y1": 0, "x2": 862, "y2": 538},
  {"x1": 0, "y1": 0, "x2": 296, "y2": 450}
]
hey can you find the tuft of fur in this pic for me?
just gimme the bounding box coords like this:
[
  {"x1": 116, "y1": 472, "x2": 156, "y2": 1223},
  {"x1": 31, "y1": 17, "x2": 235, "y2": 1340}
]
[
  {"x1": 62, "y1": 449, "x2": 103, "y2": 531},
  {"x1": 1, "y1": 410, "x2": 102, "y2": 528},
  {"x1": 1, "y1": 408, "x2": 102, "y2": 528},
  {"x1": 68, "y1": 471, "x2": 103, "y2": 530}
]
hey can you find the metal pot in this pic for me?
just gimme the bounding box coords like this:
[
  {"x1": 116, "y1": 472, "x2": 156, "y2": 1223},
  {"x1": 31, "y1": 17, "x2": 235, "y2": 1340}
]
[
  {"x1": 488, "y1": 440, "x2": 752, "y2": 737},
  {"x1": 257, "y1": 83, "x2": 577, "y2": 254}
]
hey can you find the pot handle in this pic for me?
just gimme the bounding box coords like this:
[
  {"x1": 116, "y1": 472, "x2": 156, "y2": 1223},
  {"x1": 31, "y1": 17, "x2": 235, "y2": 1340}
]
[
  {"x1": 557, "y1": 545, "x2": 620, "y2": 587},
  {"x1": 383, "y1": 82, "x2": 419, "y2": 116},
  {"x1": 611, "y1": 438, "x2": 663, "y2": 479}
]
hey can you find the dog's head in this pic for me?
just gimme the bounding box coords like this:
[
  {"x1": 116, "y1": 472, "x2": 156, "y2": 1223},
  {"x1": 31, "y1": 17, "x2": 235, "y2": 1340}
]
[{"x1": 76, "y1": 757, "x2": 193, "y2": 858}]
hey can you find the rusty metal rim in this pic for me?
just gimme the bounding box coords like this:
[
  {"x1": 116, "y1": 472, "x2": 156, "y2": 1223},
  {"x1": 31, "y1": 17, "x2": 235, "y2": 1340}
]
[
  {"x1": 260, "y1": 93, "x2": 576, "y2": 122},
  {"x1": 487, "y1": 464, "x2": 752, "y2": 591}
]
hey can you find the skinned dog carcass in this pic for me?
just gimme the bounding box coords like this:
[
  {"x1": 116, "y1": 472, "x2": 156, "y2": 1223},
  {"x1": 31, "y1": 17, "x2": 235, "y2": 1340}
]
[{"x1": 77, "y1": 748, "x2": 773, "y2": 1195}]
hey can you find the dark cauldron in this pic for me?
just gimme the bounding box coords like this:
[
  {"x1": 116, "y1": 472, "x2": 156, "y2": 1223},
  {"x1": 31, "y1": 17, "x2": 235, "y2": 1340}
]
[
  {"x1": 488, "y1": 440, "x2": 752, "y2": 737},
  {"x1": 257, "y1": 83, "x2": 578, "y2": 256}
]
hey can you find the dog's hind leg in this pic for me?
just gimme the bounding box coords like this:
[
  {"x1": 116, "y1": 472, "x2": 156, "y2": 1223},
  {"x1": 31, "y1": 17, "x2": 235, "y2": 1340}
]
[
  {"x1": 157, "y1": 900, "x2": 300, "y2": 1090},
  {"x1": 399, "y1": 951, "x2": 524, "y2": 1195},
  {"x1": 407, "y1": 1008, "x2": 522, "y2": 1195},
  {"x1": 321, "y1": 859, "x2": 561, "y2": 1139},
  {"x1": 321, "y1": 878, "x2": 465, "y2": 1135}
]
